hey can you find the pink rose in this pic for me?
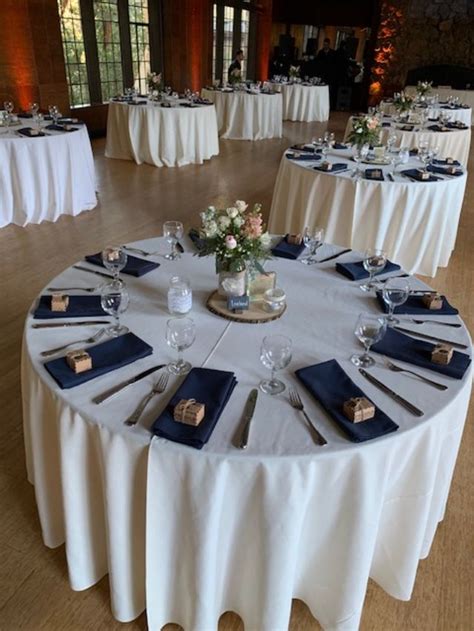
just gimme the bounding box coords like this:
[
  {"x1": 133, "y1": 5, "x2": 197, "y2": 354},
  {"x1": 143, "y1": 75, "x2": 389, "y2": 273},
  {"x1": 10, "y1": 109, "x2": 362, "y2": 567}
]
[
  {"x1": 225, "y1": 235, "x2": 237, "y2": 249},
  {"x1": 243, "y1": 214, "x2": 263, "y2": 238}
]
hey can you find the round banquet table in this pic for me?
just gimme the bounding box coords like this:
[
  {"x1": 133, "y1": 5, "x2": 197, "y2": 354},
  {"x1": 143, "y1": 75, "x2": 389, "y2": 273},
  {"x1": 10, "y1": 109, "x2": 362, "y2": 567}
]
[
  {"x1": 277, "y1": 83, "x2": 330, "y2": 122},
  {"x1": 405, "y1": 86, "x2": 474, "y2": 125},
  {"x1": 379, "y1": 101, "x2": 472, "y2": 127},
  {"x1": 105, "y1": 99, "x2": 219, "y2": 167},
  {"x1": 201, "y1": 88, "x2": 283, "y2": 140},
  {"x1": 0, "y1": 122, "x2": 96, "y2": 228},
  {"x1": 22, "y1": 237, "x2": 472, "y2": 631},
  {"x1": 268, "y1": 148, "x2": 468, "y2": 277},
  {"x1": 344, "y1": 115, "x2": 471, "y2": 167}
]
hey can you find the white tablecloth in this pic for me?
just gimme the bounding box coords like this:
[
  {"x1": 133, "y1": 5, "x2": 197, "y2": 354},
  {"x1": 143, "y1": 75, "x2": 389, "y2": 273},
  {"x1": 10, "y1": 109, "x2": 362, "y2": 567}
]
[
  {"x1": 379, "y1": 101, "x2": 472, "y2": 127},
  {"x1": 22, "y1": 238, "x2": 472, "y2": 630},
  {"x1": 405, "y1": 86, "x2": 474, "y2": 124},
  {"x1": 278, "y1": 84, "x2": 330, "y2": 122},
  {"x1": 268, "y1": 150, "x2": 467, "y2": 276},
  {"x1": 344, "y1": 116, "x2": 471, "y2": 167},
  {"x1": 201, "y1": 89, "x2": 283, "y2": 140},
  {"x1": 105, "y1": 100, "x2": 219, "y2": 167},
  {"x1": 0, "y1": 124, "x2": 96, "y2": 228}
]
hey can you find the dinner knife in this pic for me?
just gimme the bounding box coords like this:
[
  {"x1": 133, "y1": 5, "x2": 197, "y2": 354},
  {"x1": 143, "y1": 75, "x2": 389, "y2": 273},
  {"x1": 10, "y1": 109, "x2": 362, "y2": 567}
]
[
  {"x1": 317, "y1": 248, "x2": 352, "y2": 263},
  {"x1": 32, "y1": 320, "x2": 111, "y2": 329},
  {"x1": 239, "y1": 388, "x2": 259, "y2": 449},
  {"x1": 359, "y1": 369, "x2": 424, "y2": 417},
  {"x1": 73, "y1": 265, "x2": 114, "y2": 279},
  {"x1": 92, "y1": 364, "x2": 166, "y2": 404},
  {"x1": 394, "y1": 326, "x2": 468, "y2": 350}
]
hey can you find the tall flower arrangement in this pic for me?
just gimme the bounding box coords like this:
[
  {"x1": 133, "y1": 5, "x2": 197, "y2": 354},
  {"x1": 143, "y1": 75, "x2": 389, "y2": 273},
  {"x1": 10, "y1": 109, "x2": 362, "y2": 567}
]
[
  {"x1": 147, "y1": 71, "x2": 162, "y2": 92},
  {"x1": 228, "y1": 68, "x2": 242, "y2": 85},
  {"x1": 393, "y1": 90, "x2": 414, "y2": 113},
  {"x1": 347, "y1": 115, "x2": 381, "y2": 147},
  {"x1": 289, "y1": 65, "x2": 300, "y2": 79},
  {"x1": 416, "y1": 81, "x2": 432, "y2": 97}
]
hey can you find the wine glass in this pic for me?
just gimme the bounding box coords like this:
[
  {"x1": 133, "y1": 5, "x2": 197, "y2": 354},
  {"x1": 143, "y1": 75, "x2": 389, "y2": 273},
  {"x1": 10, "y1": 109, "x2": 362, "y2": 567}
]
[
  {"x1": 48, "y1": 104, "x2": 59, "y2": 125},
  {"x1": 259, "y1": 334, "x2": 292, "y2": 395},
  {"x1": 360, "y1": 248, "x2": 387, "y2": 292},
  {"x1": 382, "y1": 277, "x2": 410, "y2": 326},
  {"x1": 386, "y1": 132, "x2": 397, "y2": 153},
  {"x1": 100, "y1": 280, "x2": 130, "y2": 337},
  {"x1": 351, "y1": 313, "x2": 386, "y2": 367},
  {"x1": 352, "y1": 143, "x2": 369, "y2": 179},
  {"x1": 4, "y1": 101, "x2": 14, "y2": 126},
  {"x1": 166, "y1": 317, "x2": 195, "y2": 375},
  {"x1": 301, "y1": 227, "x2": 325, "y2": 265},
  {"x1": 29, "y1": 102, "x2": 39, "y2": 116},
  {"x1": 398, "y1": 146, "x2": 410, "y2": 164},
  {"x1": 101, "y1": 246, "x2": 127, "y2": 279},
  {"x1": 163, "y1": 221, "x2": 184, "y2": 260}
]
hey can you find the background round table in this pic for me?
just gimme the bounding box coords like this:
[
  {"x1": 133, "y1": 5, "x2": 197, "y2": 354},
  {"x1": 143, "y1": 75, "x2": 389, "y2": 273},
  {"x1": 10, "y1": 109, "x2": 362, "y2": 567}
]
[
  {"x1": 268, "y1": 148, "x2": 467, "y2": 277},
  {"x1": 277, "y1": 83, "x2": 330, "y2": 122},
  {"x1": 105, "y1": 99, "x2": 219, "y2": 167},
  {"x1": 22, "y1": 238, "x2": 472, "y2": 630},
  {"x1": 405, "y1": 86, "x2": 474, "y2": 125},
  {"x1": 379, "y1": 100, "x2": 472, "y2": 127},
  {"x1": 201, "y1": 88, "x2": 283, "y2": 140},
  {"x1": 0, "y1": 123, "x2": 96, "y2": 228}
]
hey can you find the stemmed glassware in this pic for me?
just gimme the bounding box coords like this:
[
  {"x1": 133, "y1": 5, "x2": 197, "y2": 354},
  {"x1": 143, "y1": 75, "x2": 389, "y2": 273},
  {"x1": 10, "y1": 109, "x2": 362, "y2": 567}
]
[
  {"x1": 166, "y1": 317, "x2": 196, "y2": 375},
  {"x1": 352, "y1": 143, "x2": 369, "y2": 179},
  {"x1": 163, "y1": 221, "x2": 184, "y2": 260},
  {"x1": 100, "y1": 280, "x2": 130, "y2": 337},
  {"x1": 29, "y1": 102, "x2": 39, "y2": 117},
  {"x1": 48, "y1": 104, "x2": 61, "y2": 125},
  {"x1": 4, "y1": 101, "x2": 14, "y2": 126},
  {"x1": 102, "y1": 246, "x2": 128, "y2": 280},
  {"x1": 382, "y1": 277, "x2": 410, "y2": 326},
  {"x1": 301, "y1": 227, "x2": 325, "y2": 264},
  {"x1": 360, "y1": 248, "x2": 387, "y2": 292},
  {"x1": 259, "y1": 334, "x2": 292, "y2": 395},
  {"x1": 351, "y1": 313, "x2": 386, "y2": 368}
]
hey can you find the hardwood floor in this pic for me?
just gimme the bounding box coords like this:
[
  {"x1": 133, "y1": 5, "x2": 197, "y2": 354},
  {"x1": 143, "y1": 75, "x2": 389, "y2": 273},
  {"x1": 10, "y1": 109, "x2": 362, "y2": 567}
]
[{"x1": 0, "y1": 112, "x2": 472, "y2": 631}]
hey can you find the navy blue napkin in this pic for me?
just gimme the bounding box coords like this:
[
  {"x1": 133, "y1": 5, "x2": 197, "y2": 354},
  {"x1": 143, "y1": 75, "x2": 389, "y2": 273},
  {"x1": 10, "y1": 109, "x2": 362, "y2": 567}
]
[
  {"x1": 446, "y1": 121, "x2": 468, "y2": 130},
  {"x1": 85, "y1": 252, "x2": 160, "y2": 277},
  {"x1": 433, "y1": 158, "x2": 461, "y2": 166},
  {"x1": 382, "y1": 122, "x2": 391, "y2": 127},
  {"x1": 290, "y1": 144, "x2": 317, "y2": 153},
  {"x1": 365, "y1": 168, "x2": 385, "y2": 181},
  {"x1": 17, "y1": 127, "x2": 45, "y2": 137},
  {"x1": 45, "y1": 124, "x2": 78, "y2": 132},
  {"x1": 286, "y1": 153, "x2": 321, "y2": 161},
  {"x1": 179, "y1": 103, "x2": 198, "y2": 108},
  {"x1": 295, "y1": 359, "x2": 398, "y2": 442},
  {"x1": 271, "y1": 235, "x2": 306, "y2": 259},
  {"x1": 313, "y1": 163, "x2": 348, "y2": 173},
  {"x1": 409, "y1": 148, "x2": 419, "y2": 156},
  {"x1": 399, "y1": 124, "x2": 414, "y2": 131},
  {"x1": 44, "y1": 332, "x2": 153, "y2": 389},
  {"x1": 17, "y1": 112, "x2": 33, "y2": 118},
  {"x1": 333, "y1": 142, "x2": 348, "y2": 149},
  {"x1": 151, "y1": 367, "x2": 237, "y2": 449},
  {"x1": 58, "y1": 117, "x2": 84, "y2": 125},
  {"x1": 371, "y1": 328, "x2": 470, "y2": 380},
  {"x1": 34, "y1": 295, "x2": 107, "y2": 319},
  {"x1": 128, "y1": 100, "x2": 147, "y2": 105},
  {"x1": 427, "y1": 164, "x2": 463, "y2": 176},
  {"x1": 336, "y1": 260, "x2": 400, "y2": 281},
  {"x1": 375, "y1": 291, "x2": 458, "y2": 316},
  {"x1": 441, "y1": 105, "x2": 462, "y2": 110},
  {"x1": 428, "y1": 117, "x2": 439, "y2": 122},
  {"x1": 400, "y1": 169, "x2": 440, "y2": 182},
  {"x1": 427, "y1": 124, "x2": 452, "y2": 132}
]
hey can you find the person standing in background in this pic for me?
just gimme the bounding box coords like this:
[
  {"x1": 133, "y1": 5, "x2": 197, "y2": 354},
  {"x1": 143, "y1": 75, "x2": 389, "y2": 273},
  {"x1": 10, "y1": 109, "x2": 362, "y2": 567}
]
[{"x1": 228, "y1": 50, "x2": 244, "y2": 83}]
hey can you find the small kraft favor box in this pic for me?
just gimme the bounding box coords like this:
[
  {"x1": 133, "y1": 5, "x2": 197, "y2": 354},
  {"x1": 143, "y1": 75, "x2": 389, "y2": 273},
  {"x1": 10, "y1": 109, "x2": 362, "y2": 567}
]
[
  {"x1": 174, "y1": 399, "x2": 205, "y2": 426},
  {"x1": 51, "y1": 293, "x2": 69, "y2": 312},
  {"x1": 66, "y1": 349, "x2": 92, "y2": 374},
  {"x1": 343, "y1": 397, "x2": 375, "y2": 423}
]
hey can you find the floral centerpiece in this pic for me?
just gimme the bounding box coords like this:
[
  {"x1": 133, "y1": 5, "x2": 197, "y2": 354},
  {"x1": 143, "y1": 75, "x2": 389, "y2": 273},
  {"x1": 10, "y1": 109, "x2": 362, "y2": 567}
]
[
  {"x1": 393, "y1": 90, "x2": 414, "y2": 113},
  {"x1": 347, "y1": 114, "x2": 381, "y2": 148},
  {"x1": 193, "y1": 200, "x2": 272, "y2": 296},
  {"x1": 147, "y1": 71, "x2": 162, "y2": 93},
  {"x1": 416, "y1": 80, "x2": 432, "y2": 97},
  {"x1": 289, "y1": 65, "x2": 300, "y2": 80},
  {"x1": 228, "y1": 68, "x2": 242, "y2": 85}
]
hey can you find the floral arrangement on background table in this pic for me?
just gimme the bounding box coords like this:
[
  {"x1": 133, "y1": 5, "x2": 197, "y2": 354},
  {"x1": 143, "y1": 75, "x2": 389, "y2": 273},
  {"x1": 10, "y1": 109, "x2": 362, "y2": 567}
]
[
  {"x1": 147, "y1": 71, "x2": 162, "y2": 92},
  {"x1": 228, "y1": 68, "x2": 242, "y2": 85},
  {"x1": 393, "y1": 90, "x2": 414, "y2": 113},
  {"x1": 289, "y1": 65, "x2": 300, "y2": 81},
  {"x1": 347, "y1": 114, "x2": 381, "y2": 148},
  {"x1": 416, "y1": 80, "x2": 432, "y2": 97}
]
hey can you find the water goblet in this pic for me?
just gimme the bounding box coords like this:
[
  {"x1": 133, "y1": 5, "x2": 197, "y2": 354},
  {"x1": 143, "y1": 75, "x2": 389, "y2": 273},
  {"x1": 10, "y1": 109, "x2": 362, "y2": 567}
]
[
  {"x1": 166, "y1": 317, "x2": 195, "y2": 375},
  {"x1": 35, "y1": 113, "x2": 44, "y2": 133},
  {"x1": 352, "y1": 143, "x2": 369, "y2": 179},
  {"x1": 29, "y1": 102, "x2": 39, "y2": 116},
  {"x1": 386, "y1": 132, "x2": 397, "y2": 153},
  {"x1": 351, "y1": 313, "x2": 386, "y2": 367},
  {"x1": 360, "y1": 248, "x2": 387, "y2": 292},
  {"x1": 100, "y1": 280, "x2": 130, "y2": 337},
  {"x1": 259, "y1": 334, "x2": 292, "y2": 395},
  {"x1": 382, "y1": 277, "x2": 410, "y2": 326},
  {"x1": 398, "y1": 146, "x2": 410, "y2": 164},
  {"x1": 101, "y1": 246, "x2": 128, "y2": 279},
  {"x1": 163, "y1": 221, "x2": 184, "y2": 260},
  {"x1": 301, "y1": 227, "x2": 325, "y2": 264},
  {"x1": 4, "y1": 101, "x2": 14, "y2": 126}
]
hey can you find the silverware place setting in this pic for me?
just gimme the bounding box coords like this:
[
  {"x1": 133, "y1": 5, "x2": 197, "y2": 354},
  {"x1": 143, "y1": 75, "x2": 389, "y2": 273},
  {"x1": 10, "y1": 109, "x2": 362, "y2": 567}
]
[
  {"x1": 47, "y1": 286, "x2": 97, "y2": 293},
  {"x1": 32, "y1": 320, "x2": 111, "y2": 329},
  {"x1": 40, "y1": 327, "x2": 107, "y2": 357},
  {"x1": 124, "y1": 371, "x2": 169, "y2": 426},
  {"x1": 393, "y1": 326, "x2": 468, "y2": 350},
  {"x1": 398, "y1": 317, "x2": 461, "y2": 328},
  {"x1": 384, "y1": 359, "x2": 447, "y2": 391},
  {"x1": 358, "y1": 368, "x2": 424, "y2": 417},
  {"x1": 93, "y1": 363, "x2": 166, "y2": 404},
  {"x1": 288, "y1": 388, "x2": 327, "y2": 446}
]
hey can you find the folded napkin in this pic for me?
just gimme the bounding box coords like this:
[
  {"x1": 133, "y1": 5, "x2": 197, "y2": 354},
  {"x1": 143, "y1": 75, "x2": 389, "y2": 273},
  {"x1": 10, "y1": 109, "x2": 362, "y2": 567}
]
[
  {"x1": 333, "y1": 142, "x2": 348, "y2": 149},
  {"x1": 151, "y1": 367, "x2": 237, "y2": 449},
  {"x1": 17, "y1": 112, "x2": 33, "y2": 118},
  {"x1": 34, "y1": 295, "x2": 107, "y2": 319},
  {"x1": 44, "y1": 332, "x2": 153, "y2": 389},
  {"x1": 290, "y1": 144, "x2": 317, "y2": 153},
  {"x1": 188, "y1": 228, "x2": 206, "y2": 252},
  {"x1": 45, "y1": 124, "x2": 78, "y2": 132},
  {"x1": 428, "y1": 117, "x2": 440, "y2": 122},
  {"x1": 336, "y1": 259, "x2": 400, "y2": 281},
  {"x1": 400, "y1": 169, "x2": 440, "y2": 182},
  {"x1": 375, "y1": 291, "x2": 458, "y2": 316},
  {"x1": 194, "y1": 98, "x2": 212, "y2": 105},
  {"x1": 58, "y1": 117, "x2": 84, "y2": 125},
  {"x1": 371, "y1": 328, "x2": 470, "y2": 380},
  {"x1": 433, "y1": 158, "x2": 461, "y2": 166},
  {"x1": 179, "y1": 103, "x2": 198, "y2": 108},
  {"x1": 286, "y1": 152, "x2": 321, "y2": 161},
  {"x1": 409, "y1": 148, "x2": 419, "y2": 156},
  {"x1": 295, "y1": 359, "x2": 398, "y2": 442},
  {"x1": 399, "y1": 124, "x2": 414, "y2": 131},
  {"x1": 17, "y1": 127, "x2": 45, "y2": 138},
  {"x1": 446, "y1": 121, "x2": 468, "y2": 130},
  {"x1": 313, "y1": 163, "x2": 348, "y2": 173},
  {"x1": 85, "y1": 252, "x2": 160, "y2": 277},
  {"x1": 427, "y1": 164, "x2": 463, "y2": 177},
  {"x1": 364, "y1": 168, "x2": 385, "y2": 181},
  {"x1": 271, "y1": 235, "x2": 306, "y2": 259},
  {"x1": 441, "y1": 105, "x2": 463, "y2": 110},
  {"x1": 382, "y1": 122, "x2": 391, "y2": 127},
  {"x1": 427, "y1": 124, "x2": 452, "y2": 132},
  {"x1": 128, "y1": 100, "x2": 147, "y2": 105}
]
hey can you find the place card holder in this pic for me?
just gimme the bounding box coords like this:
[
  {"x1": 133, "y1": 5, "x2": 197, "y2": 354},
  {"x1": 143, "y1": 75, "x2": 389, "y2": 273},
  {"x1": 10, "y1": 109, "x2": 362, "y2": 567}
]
[
  {"x1": 431, "y1": 343, "x2": 453, "y2": 365},
  {"x1": 51, "y1": 293, "x2": 69, "y2": 312},
  {"x1": 66, "y1": 349, "x2": 92, "y2": 374},
  {"x1": 227, "y1": 294, "x2": 250, "y2": 314},
  {"x1": 174, "y1": 399, "x2": 205, "y2": 426},
  {"x1": 421, "y1": 292, "x2": 443, "y2": 310},
  {"x1": 343, "y1": 397, "x2": 375, "y2": 423}
]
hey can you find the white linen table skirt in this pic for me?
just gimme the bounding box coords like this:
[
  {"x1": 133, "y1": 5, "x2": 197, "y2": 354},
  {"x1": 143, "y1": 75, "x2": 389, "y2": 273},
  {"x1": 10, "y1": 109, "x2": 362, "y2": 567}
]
[
  {"x1": 405, "y1": 86, "x2": 474, "y2": 124},
  {"x1": 268, "y1": 151, "x2": 467, "y2": 277},
  {"x1": 22, "y1": 241, "x2": 472, "y2": 630},
  {"x1": 379, "y1": 101, "x2": 472, "y2": 127},
  {"x1": 279, "y1": 84, "x2": 330, "y2": 122},
  {"x1": 201, "y1": 89, "x2": 283, "y2": 140},
  {"x1": 105, "y1": 100, "x2": 219, "y2": 167},
  {"x1": 0, "y1": 125, "x2": 96, "y2": 227}
]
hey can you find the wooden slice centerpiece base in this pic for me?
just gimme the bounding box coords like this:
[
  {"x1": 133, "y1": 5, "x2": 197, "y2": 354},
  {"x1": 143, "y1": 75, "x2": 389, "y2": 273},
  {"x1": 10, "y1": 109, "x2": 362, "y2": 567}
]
[{"x1": 206, "y1": 290, "x2": 286, "y2": 324}]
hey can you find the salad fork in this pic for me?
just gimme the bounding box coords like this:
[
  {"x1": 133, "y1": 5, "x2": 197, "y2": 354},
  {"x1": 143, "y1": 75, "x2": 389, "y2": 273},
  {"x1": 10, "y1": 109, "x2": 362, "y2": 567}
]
[
  {"x1": 41, "y1": 327, "x2": 107, "y2": 357},
  {"x1": 124, "y1": 371, "x2": 169, "y2": 426},
  {"x1": 384, "y1": 360, "x2": 447, "y2": 390},
  {"x1": 123, "y1": 245, "x2": 160, "y2": 257}
]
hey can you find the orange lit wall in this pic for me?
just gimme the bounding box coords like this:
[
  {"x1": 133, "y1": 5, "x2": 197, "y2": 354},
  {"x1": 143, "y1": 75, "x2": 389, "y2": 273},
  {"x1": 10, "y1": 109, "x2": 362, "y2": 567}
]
[
  {"x1": 256, "y1": 0, "x2": 273, "y2": 81},
  {"x1": 369, "y1": 2, "x2": 404, "y2": 103}
]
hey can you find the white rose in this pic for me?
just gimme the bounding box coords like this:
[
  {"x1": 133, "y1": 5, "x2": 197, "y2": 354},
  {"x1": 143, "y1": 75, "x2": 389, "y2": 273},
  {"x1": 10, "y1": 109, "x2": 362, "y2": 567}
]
[
  {"x1": 260, "y1": 232, "x2": 271, "y2": 248},
  {"x1": 233, "y1": 216, "x2": 244, "y2": 228},
  {"x1": 218, "y1": 216, "x2": 231, "y2": 229},
  {"x1": 204, "y1": 220, "x2": 217, "y2": 237},
  {"x1": 226, "y1": 207, "x2": 238, "y2": 218},
  {"x1": 235, "y1": 200, "x2": 248, "y2": 213}
]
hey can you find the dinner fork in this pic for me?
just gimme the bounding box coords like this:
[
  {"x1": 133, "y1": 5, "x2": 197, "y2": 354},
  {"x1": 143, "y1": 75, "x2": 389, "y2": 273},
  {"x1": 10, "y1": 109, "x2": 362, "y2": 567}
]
[
  {"x1": 384, "y1": 360, "x2": 447, "y2": 390},
  {"x1": 40, "y1": 327, "x2": 107, "y2": 357},
  {"x1": 123, "y1": 245, "x2": 160, "y2": 257},
  {"x1": 399, "y1": 318, "x2": 461, "y2": 328},
  {"x1": 124, "y1": 371, "x2": 169, "y2": 426},
  {"x1": 288, "y1": 388, "x2": 327, "y2": 446}
]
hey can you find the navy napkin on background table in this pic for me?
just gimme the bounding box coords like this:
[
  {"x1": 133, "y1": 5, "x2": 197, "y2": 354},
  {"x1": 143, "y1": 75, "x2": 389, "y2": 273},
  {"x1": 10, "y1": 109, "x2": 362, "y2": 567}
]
[
  {"x1": 290, "y1": 144, "x2": 317, "y2": 153},
  {"x1": 433, "y1": 158, "x2": 461, "y2": 166},
  {"x1": 427, "y1": 124, "x2": 452, "y2": 132},
  {"x1": 400, "y1": 169, "x2": 440, "y2": 182},
  {"x1": 45, "y1": 124, "x2": 78, "y2": 132},
  {"x1": 371, "y1": 328, "x2": 471, "y2": 380},
  {"x1": 85, "y1": 252, "x2": 160, "y2": 277},
  {"x1": 34, "y1": 295, "x2": 107, "y2": 319},
  {"x1": 313, "y1": 163, "x2": 348, "y2": 173},
  {"x1": 335, "y1": 260, "x2": 400, "y2": 281},
  {"x1": 375, "y1": 292, "x2": 459, "y2": 316},
  {"x1": 17, "y1": 127, "x2": 45, "y2": 138},
  {"x1": 17, "y1": 112, "x2": 33, "y2": 118},
  {"x1": 446, "y1": 122, "x2": 468, "y2": 130},
  {"x1": 128, "y1": 100, "x2": 147, "y2": 105},
  {"x1": 333, "y1": 142, "x2": 348, "y2": 149},
  {"x1": 151, "y1": 367, "x2": 237, "y2": 449},
  {"x1": 44, "y1": 332, "x2": 153, "y2": 389},
  {"x1": 364, "y1": 168, "x2": 385, "y2": 181},
  {"x1": 271, "y1": 235, "x2": 306, "y2": 259},
  {"x1": 295, "y1": 359, "x2": 398, "y2": 442},
  {"x1": 286, "y1": 153, "x2": 321, "y2": 161},
  {"x1": 427, "y1": 164, "x2": 463, "y2": 177},
  {"x1": 382, "y1": 122, "x2": 391, "y2": 127}
]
